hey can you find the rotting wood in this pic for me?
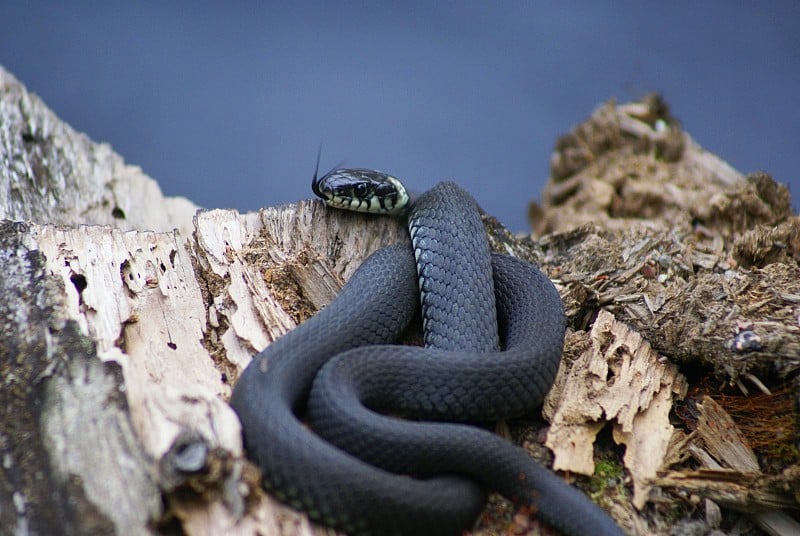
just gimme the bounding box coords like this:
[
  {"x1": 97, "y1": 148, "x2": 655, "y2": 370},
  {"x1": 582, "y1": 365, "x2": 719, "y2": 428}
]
[
  {"x1": 543, "y1": 309, "x2": 688, "y2": 510},
  {"x1": 0, "y1": 220, "x2": 161, "y2": 535},
  {"x1": 656, "y1": 397, "x2": 800, "y2": 535},
  {"x1": 534, "y1": 94, "x2": 770, "y2": 237},
  {"x1": 539, "y1": 222, "x2": 800, "y2": 384},
  {"x1": 1, "y1": 64, "x2": 798, "y2": 535}
]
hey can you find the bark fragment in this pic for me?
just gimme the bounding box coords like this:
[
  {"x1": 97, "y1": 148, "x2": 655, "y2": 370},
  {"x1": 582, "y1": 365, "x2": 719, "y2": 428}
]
[{"x1": 544, "y1": 310, "x2": 687, "y2": 510}]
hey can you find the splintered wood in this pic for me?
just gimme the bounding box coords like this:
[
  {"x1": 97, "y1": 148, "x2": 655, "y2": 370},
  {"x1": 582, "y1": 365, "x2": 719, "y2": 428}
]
[
  {"x1": 34, "y1": 224, "x2": 241, "y2": 462},
  {"x1": 192, "y1": 200, "x2": 408, "y2": 372},
  {"x1": 657, "y1": 396, "x2": 800, "y2": 535},
  {"x1": 544, "y1": 310, "x2": 687, "y2": 509},
  {"x1": 5, "y1": 70, "x2": 800, "y2": 535},
  {"x1": 16, "y1": 200, "x2": 407, "y2": 536}
]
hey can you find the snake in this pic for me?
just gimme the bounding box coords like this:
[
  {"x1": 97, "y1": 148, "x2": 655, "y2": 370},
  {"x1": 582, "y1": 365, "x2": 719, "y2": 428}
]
[{"x1": 229, "y1": 165, "x2": 624, "y2": 536}]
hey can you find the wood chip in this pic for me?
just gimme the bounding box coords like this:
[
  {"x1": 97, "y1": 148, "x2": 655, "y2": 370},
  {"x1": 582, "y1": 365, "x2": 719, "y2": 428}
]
[{"x1": 545, "y1": 310, "x2": 687, "y2": 509}]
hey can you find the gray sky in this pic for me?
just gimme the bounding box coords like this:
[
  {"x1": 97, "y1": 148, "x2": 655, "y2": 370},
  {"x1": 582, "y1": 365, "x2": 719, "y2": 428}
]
[{"x1": 2, "y1": 2, "x2": 797, "y2": 231}]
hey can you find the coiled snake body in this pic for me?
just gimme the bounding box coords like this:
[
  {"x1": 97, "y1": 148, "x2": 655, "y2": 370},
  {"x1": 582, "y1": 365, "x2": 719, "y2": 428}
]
[{"x1": 230, "y1": 170, "x2": 623, "y2": 535}]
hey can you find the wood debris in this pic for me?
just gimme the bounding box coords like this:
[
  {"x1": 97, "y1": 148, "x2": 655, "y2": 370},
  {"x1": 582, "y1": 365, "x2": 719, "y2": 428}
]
[
  {"x1": 1, "y1": 65, "x2": 798, "y2": 535},
  {"x1": 657, "y1": 396, "x2": 800, "y2": 535},
  {"x1": 544, "y1": 310, "x2": 687, "y2": 510}
]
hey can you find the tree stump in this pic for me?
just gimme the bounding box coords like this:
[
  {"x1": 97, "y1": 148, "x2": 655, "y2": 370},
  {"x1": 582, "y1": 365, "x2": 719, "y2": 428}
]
[{"x1": 1, "y1": 67, "x2": 797, "y2": 535}]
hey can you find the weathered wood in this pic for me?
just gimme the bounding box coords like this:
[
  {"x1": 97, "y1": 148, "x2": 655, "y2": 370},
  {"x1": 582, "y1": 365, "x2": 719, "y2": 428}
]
[
  {"x1": 656, "y1": 397, "x2": 800, "y2": 535},
  {"x1": 536, "y1": 95, "x2": 755, "y2": 236},
  {"x1": 543, "y1": 310, "x2": 687, "y2": 510},
  {"x1": 1, "y1": 65, "x2": 798, "y2": 535},
  {"x1": 0, "y1": 66, "x2": 197, "y2": 234},
  {"x1": 1, "y1": 205, "x2": 407, "y2": 534},
  {"x1": 0, "y1": 221, "x2": 161, "y2": 535}
]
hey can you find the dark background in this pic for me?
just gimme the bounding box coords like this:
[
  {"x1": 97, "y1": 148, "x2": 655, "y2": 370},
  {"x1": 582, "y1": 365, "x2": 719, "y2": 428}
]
[{"x1": 2, "y1": 2, "x2": 797, "y2": 231}]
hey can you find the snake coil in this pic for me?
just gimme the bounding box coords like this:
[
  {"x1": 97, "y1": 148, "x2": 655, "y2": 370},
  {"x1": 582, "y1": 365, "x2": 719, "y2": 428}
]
[{"x1": 231, "y1": 173, "x2": 624, "y2": 535}]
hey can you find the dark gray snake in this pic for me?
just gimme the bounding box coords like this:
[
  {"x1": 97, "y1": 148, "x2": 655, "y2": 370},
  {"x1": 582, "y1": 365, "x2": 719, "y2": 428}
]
[{"x1": 230, "y1": 169, "x2": 624, "y2": 535}]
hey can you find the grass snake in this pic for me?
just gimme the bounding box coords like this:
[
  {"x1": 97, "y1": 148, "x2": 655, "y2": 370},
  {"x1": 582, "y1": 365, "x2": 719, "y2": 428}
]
[{"x1": 230, "y1": 167, "x2": 623, "y2": 535}]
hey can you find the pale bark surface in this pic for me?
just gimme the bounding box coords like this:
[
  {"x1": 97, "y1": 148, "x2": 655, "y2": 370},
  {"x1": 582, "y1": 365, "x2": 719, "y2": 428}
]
[
  {"x1": 0, "y1": 67, "x2": 197, "y2": 235},
  {"x1": 1, "y1": 67, "x2": 797, "y2": 535}
]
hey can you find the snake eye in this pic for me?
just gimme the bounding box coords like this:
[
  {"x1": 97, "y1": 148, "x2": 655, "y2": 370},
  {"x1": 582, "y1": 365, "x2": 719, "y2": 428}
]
[{"x1": 353, "y1": 183, "x2": 369, "y2": 198}]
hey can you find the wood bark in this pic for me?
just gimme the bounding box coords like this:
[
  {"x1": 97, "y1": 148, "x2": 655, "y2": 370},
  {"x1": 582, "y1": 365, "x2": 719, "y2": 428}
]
[{"x1": 1, "y1": 66, "x2": 797, "y2": 535}]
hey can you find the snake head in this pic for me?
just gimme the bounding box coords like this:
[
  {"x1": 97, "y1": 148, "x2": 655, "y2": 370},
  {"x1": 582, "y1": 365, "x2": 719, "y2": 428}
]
[{"x1": 312, "y1": 165, "x2": 409, "y2": 216}]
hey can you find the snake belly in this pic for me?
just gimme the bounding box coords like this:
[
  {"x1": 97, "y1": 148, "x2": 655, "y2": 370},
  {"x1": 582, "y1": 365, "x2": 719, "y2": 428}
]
[{"x1": 230, "y1": 182, "x2": 624, "y2": 535}]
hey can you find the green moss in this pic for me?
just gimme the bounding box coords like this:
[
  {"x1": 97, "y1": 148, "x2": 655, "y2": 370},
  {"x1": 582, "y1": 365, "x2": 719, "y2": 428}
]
[
  {"x1": 587, "y1": 455, "x2": 628, "y2": 505},
  {"x1": 594, "y1": 458, "x2": 624, "y2": 481}
]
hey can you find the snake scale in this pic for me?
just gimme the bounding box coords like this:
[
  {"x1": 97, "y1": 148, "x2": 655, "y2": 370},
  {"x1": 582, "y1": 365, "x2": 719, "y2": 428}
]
[{"x1": 230, "y1": 169, "x2": 624, "y2": 535}]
